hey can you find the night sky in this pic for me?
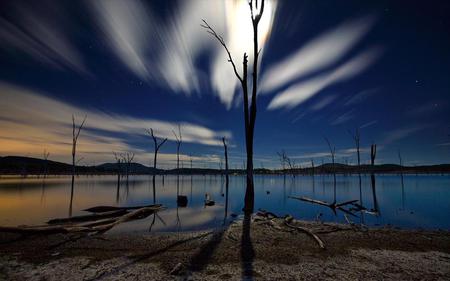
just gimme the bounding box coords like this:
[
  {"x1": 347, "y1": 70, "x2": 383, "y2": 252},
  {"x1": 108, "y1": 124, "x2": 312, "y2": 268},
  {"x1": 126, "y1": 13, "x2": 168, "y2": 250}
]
[{"x1": 1, "y1": 0, "x2": 449, "y2": 168}]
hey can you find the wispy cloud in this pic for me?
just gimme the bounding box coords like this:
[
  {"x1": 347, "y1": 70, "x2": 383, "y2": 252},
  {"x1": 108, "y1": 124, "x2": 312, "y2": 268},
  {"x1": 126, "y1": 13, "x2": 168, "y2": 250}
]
[
  {"x1": 261, "y1": 15, "x2": 376, "y2": 93},
  {"x1": 291, "y1": 112, "x2": 307, "y2": 124},
  {"x1": 267, "y1": 47, "x2": 383, "y2": 110},
  {"x1": 89, "y1": 0, "x2": 278, "y2": 108},
  {"x1": 290, "y1": 146, "x2": 384, "y2": 164},
  {"x1": 382, "y1": 125, "x2": 427, "y2": 145},
  {"x1": 330, "y1": 110, "x2": 355, "y2": 125},
  {"x1": 0, "y1": 3, "x2": 88, "y2": 75},
  {"x1": 309, "y1": 94, "x2": 338, "y2": 111},
  {"x1": 360, "y1": 120, "x2": 378, "y2": 129},
  {"x1": 89, "y1": 0, "x2": 156, "y2": 81},
  {"x1": 344, "y1": 88, "x2": 378, "y2": 106},
  {"x1": 0, "y1": 82, "x2": 231, "y2": 164}
]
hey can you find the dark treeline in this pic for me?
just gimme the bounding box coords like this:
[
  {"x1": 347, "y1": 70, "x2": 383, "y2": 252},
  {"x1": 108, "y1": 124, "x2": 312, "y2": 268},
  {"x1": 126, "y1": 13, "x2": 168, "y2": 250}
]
[{"x1": 1, "y1": 156, "x2": 450, "y2": 176}]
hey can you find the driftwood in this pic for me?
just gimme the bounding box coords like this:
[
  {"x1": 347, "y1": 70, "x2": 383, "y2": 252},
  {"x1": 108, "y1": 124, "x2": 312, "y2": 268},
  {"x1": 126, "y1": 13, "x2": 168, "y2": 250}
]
[
  {"x1": 83, "y1": 204, "x2": 162, "y2": 213},
  {"x1": 255, "y1": 211, "x2": 325, "y2": 249},
  {"x1": 284, "y1": 215, "x2": 325, "y2": 249},
  {"x1": 47, "y1": 209, "x2": 127, "y2": 224},
  {"x1": 88, "y1": 206, "x2": 162, "y2": 234},
  {"x1": 336, "y1": 200, "x2": 359, "y2": 207},
  {"x1": 289, "y1": 196, "x2": 358, "y2": 217},
  {"x1": 0, "y1": 205, "x2": 165, "y2": 235},
  {"x1": 344, "y1": 214, "x2": 369, "y2": 232}
]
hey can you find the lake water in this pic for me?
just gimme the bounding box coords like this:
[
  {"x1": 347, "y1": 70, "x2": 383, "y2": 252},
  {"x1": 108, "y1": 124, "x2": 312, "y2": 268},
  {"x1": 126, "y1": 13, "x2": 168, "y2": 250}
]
[{"x1": 0, "y1": 174, "x2": 449, "y2": 233}]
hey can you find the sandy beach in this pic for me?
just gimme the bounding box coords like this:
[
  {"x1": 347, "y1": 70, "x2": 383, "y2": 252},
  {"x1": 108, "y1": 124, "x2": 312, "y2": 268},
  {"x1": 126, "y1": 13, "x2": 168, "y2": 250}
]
[{"x1": 1, "y1": 216, "x2": 449, "y2": 281}]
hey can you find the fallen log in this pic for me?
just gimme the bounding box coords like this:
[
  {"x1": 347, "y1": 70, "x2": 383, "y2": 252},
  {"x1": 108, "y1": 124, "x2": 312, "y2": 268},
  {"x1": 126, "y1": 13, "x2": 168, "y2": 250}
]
[
  {"x1": 83, "y1": 204, "x2": 162, "y2": 213},
  {"x1": 336, "y1": 206, "x2": 358, "y2": 217},
  {"x1": 47, "y1": 209, "x2": 127, "y2": 225},
  {"x1": 0, "y1": 205, "x2": 165, "y2": 235},
  {"x1": 350, "y1": 202, "x2": 366, "y2": 211},
  {"x1": 284, "y1": 216, "x2": 325, "y2": 249},
  {"x1": 289, "y1": 196, "x2": 358, "y2": 217},
  {"x1": 84, "y1": 205, "x2": 164, "y2": 233},
  {"x1": 335, "y1": 200, "x2": 359, "y2": 207},
  {"x1": 289, "y1": 196, "x2": 332, "y2": 208},
  {"x1": 257, "y1": 209, "x2": 279, "y2": 219}
]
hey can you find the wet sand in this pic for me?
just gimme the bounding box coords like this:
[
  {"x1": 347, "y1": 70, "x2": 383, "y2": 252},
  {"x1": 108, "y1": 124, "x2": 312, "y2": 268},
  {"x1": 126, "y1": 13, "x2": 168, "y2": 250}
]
[{"x1": 1, "y1": 218, "x2": 450, "y2": 280}]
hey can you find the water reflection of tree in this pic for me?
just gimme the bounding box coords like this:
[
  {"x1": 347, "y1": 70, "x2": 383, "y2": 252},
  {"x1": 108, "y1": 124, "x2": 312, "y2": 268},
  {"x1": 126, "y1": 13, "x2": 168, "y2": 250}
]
[
  {"x1": 370, "y1": 144, "x2": 380, "y2": 215},
  {"x1": 370, "y1": 174, "x2": 380, "y2": 215},
  {"x1": 175, "y1": 174, "x2": 182, "y2": 232},
  {"x1": 40, "y1": 177, "x2": 46, "y2": 205},
  {"x1": 113, "y1": 153, "x2": 122, "y2": 204},
  {"x1": 325, "y1": 137, "x2": 337, "y2": 204},
  {"x1": 398, "y1": 149, "x2": 406, "y2": 210},
  {"x1": 222, "y1": 137, "x2": 229, "y2": 226},
  {"x1": 69, "y1": 115, "x2": 86, "y2": 217},
  {"x1": 149, "y1": 175, "x2": 166, "y2": 232}
]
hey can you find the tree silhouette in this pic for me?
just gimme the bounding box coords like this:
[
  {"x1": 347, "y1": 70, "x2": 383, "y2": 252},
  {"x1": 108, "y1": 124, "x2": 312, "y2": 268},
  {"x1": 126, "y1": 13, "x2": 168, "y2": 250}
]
[
  {"x1": 146, "y1": 128, "x2": 167, "y2": 174},
  {"x1": 69, "y1": 114, "x2": 86, "y2": 217},
  {"x1": 172, "y1": 124, "x2": 182, "y2": 171},
  {"x1": 202, "y1": 0, "x2": 266, "y2": 214}
]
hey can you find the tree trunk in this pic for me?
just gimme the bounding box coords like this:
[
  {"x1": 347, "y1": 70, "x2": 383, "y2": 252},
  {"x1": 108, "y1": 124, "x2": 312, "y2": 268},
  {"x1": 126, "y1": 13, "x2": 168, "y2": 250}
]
[{"x1": 244, "y1": 139, "x2": 254, "y2": 214}]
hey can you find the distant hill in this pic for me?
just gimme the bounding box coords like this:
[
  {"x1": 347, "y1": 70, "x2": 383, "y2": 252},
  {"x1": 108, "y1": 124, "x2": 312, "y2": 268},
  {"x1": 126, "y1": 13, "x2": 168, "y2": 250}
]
[
  {"x1": 0, "y1": 156, "x2": 449, "y2": 175},
  {"x1": 96, "y1": 162, "x2": 160, "y2": 174},
  {"x1": 0, "y1": 156, "x2": 76, "y2": 175}
]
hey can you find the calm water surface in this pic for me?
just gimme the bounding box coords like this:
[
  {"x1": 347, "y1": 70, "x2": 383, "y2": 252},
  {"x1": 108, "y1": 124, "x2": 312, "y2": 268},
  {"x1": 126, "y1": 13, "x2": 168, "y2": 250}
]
[{"x1": 0, "y1": 174, "x2": 449, "y2": 232}]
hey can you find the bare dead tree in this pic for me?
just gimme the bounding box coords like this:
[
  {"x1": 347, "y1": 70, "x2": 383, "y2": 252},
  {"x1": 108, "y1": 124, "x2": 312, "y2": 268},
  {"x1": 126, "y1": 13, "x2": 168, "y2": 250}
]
[
  {"x1": 398, "y1": 149, "x2": 403, "y2": 167},
  {"x1": 172, "y1": 125, "x2": 182, "y2": 171},
  {"x1": 71, "y1": 115, "x2": 86, "y2": 180},
  {"x1": 146, "y1": 128, "x2": 168, "y2": 174},
  {"x1": 222, "y1": 137, "x2": 229, "y2": 178},
  {"x1": 70, "y1": 114, "x2": 86, "y2": 217},
  {"x1": 285, "y1": 154, "x2": 297, "y2": 178},
  {"x1": 42, "y1": 149, "x2": 50, "y2": 178},
  {"x1": 349, "y1": 128, "x2": 361, "y2": 167},
  {"x1": 113, "y1": 152, "x2": 122, "y2": 181},
  {"x1": 123, "y1": 152, "x2": 135, "y2": 183},
  {"x1": 172, "y1": 125, "x2": 183, "y2": 202},
  {"x1": 202, "y1": 0, "x2": 266, "y2": 214},
  {"x1": 277, "y1": 150, "x2": 287, "y2": 175},
  {"x1": 370, "y1": 143, "x2": 377, "y2": 166},
  {"x1": 113, "y1": 152, "x2": 123, "y2": 203},
  {"x1": 324, "y1": 137, "x2": 336, "y2": 168},
  {"x1": 325, "y1": 137, "x2": 337, "y2": 204}
]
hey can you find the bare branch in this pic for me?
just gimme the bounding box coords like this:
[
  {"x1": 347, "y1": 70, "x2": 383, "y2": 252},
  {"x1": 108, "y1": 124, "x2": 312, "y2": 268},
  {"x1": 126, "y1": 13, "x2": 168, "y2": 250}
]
[
  {"x1": 43, "y1": 149, "x2": 50, "y2": 160},
  {"x1": 324, "y1": 137, "x2": 336, "y2": 164},
  {"x1": 75, "y1": 115, "x2": 87, "y2": 141},
  {"x1": 76, "y1": 157, "x2": 84, "y2": 165},
  {"x1": 201, "y1": 19, "x2": 243, "y2": 83}
]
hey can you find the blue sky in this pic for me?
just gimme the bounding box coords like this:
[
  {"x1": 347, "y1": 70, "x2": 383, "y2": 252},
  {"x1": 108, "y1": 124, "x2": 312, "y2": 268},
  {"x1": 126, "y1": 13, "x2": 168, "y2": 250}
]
[{"x1": 0, "y1": 0, "x2": 449, "y2": 168}]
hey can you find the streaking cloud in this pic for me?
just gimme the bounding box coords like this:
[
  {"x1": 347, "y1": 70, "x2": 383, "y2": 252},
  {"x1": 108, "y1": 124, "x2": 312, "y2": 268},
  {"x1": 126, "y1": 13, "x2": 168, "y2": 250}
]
[
  {"x1": 0, "y1": 82, "x2": 231, "y2": 164},
  {"x1": 90, "y1": 0, "x2": 155, "y2": 81},
  {"x1": 0, "y1": 2, "x2": 88, "y2": 75},
  {"x1": 89, "y1": 0, "x2": 277, "y2": 108},
  {"x1": 268, "y1": 47, "x2": 383, "y2": 110},
  {"x1": 261, "y1": 15, "x2": 376, "y2": 93}
]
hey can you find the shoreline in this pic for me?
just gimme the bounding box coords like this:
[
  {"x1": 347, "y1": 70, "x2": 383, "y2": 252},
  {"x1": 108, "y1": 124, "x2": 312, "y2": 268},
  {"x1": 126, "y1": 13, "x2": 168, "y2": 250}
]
[{"x1": 1, "y1": 217, "x2": 449, "y2": 280}]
